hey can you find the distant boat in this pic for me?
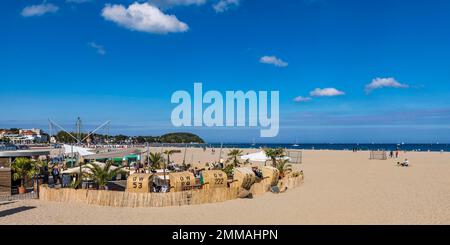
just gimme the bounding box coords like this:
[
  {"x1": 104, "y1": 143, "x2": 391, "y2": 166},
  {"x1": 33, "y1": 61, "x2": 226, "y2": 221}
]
[
  {"x1": 292, "y1": 138, "x2": 299, "y2": 147},
  {"x1": 251, "y1": 139, "x2": 256, "y2": 146}
]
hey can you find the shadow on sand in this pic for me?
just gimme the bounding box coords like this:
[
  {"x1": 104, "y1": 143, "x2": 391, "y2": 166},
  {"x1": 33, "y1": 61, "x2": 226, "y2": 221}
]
[
  {"x1": 0, "y1": 201, "x2": 16, "y2": 206},
  {"x1": 0, "y1": 206, "x2": 36, "y2": 218}
]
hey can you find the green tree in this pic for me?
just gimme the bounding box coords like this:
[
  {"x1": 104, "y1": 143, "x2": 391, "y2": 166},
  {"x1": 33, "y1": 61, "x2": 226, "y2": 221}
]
[
  {"x1": 11, "y1": 157, "x2": 38, "y2": 189},
  {"x1": 84, "y1": 161, "x2": 124, "y2": 190},
  {"x1": 226, "y1": 149, "x2": 243, "y2": 167},
  {"x1": 276, "y1": 158, "x2": 293, "y2": 178},
  {"x1": 135, "y1": 136, "x2": 146, "y2": 144},
  {"x1": 113, "y1": 134, "x2": 128, "y2": 144},
  {"x1": 159, "y1": 132, "x2": 204, "y2": 143},
  {"x1": 148, "y1": 152, "x2": 163, "y2": 169},
  {"x1": 163, "y1": 149, "x2": 178, "y2": 165},
  {"x1": 264, "y1": 148, "x2": 286, "y2": 167},
  {"x1": 222, "y1": 164, "x2": 234, "y2": 177},
  {"x1": 163, "y1": 149, "x2": 178, "y2": 182},
  {"x1": 56, "y1": 131, "x2": 77, "y2": 143}
]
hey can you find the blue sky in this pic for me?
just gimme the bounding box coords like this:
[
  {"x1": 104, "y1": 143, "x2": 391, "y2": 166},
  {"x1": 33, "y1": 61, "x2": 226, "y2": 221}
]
[{"x1": 1, "y1": 0, "x2": 450, "y2": 143}]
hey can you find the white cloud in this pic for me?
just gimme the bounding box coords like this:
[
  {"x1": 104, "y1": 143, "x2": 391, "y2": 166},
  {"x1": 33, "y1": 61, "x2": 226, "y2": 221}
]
[
  {"x1": 88, "y1": 42, "x2": 106, "y2": 55},
  {"x1": 259, "y1": 55, "x2": 288, "y2": 67},
  {"x1": 293, "y1": 96, "x2": 312, "y2": 102},
  {"x1": 148, "y1": 0, "x2": 207, "y2": 9},
  {"x1": 101, "y1": 2, "x2": 189, "y2": 34},
  {"x1": 365, "y1": 77, "x2": 409, "y2": 94},
  {"x1": 310, "y1": 88, "x2": 345, "y2": 97},
  {"x1": 21, "y1": 3, "x2": 59, "y2": 17},
  {"x1": 213, "y1": 0, "x2": 240, "y2": 13}
]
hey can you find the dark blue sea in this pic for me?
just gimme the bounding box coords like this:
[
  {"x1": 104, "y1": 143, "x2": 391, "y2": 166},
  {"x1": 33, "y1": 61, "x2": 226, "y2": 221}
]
[{"x1": 201, "y1": 143, "x2": 450, "y2": 152}]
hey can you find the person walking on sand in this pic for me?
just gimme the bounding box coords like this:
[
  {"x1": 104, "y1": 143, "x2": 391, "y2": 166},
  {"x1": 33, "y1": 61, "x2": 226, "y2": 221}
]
[
  {"x1": 52, "y1": 166, "x2": 60, "y2": 185},
  {"x1": 395, "y1": 150, "x2": 399, "y2": 158}
]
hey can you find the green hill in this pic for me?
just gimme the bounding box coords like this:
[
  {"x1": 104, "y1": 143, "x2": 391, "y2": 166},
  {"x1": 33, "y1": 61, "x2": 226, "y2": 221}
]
[{"x1": 159, "y1": 132, "x2": 204, "y2": 144}]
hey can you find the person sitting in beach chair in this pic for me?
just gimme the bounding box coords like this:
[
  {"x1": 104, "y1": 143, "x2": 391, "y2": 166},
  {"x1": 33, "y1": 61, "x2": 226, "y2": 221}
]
[
  {"x1": 251, "y1": 167, "x2": 263, "y2": 179},
  {"x1": 397, "y1": 158, "x2": 409, "y2": 167},
  {"x1": 403, "y1": 159, "x2": 409, "y2": 166}
]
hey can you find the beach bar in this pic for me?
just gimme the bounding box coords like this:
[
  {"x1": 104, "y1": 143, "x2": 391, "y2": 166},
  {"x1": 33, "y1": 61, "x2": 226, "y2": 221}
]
[{"x1": 0, "y1": 147, "x2": 50, "y2": 195}]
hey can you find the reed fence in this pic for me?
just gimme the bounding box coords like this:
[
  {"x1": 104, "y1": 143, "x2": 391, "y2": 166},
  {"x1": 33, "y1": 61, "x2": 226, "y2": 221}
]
[
  {"x1": 39, "y1": 176, "x2": 303, "y2": 207},
  {"x1": 40, "y1": 186, "x2": 240, "y2": 207}
]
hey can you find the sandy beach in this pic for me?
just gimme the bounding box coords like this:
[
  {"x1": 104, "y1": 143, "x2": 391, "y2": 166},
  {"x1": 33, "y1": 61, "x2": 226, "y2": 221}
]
[{"x1": 1, "y1": 149, "x2": 449, "y2": 225}]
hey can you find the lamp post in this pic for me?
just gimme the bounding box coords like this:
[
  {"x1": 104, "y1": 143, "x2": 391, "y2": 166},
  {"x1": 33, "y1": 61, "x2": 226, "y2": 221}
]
[
  {"x1": 77, "y1": 153, "x2": 83, "y2": 189},
  {"x1": 146, "y1": 142, "x2": 150, "y2": 171},
  {"x1": 218, "y1": 142, "x2": 223, "y2": 163},
  {"x1": 182, "y1": 142, "x2": 187, "y2": 166}
]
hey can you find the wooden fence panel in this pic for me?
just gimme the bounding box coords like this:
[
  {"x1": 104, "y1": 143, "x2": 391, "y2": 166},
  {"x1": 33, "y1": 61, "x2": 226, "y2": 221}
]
[{"x1": 0, "y1": 168, "x2": 11, "y2": 195}]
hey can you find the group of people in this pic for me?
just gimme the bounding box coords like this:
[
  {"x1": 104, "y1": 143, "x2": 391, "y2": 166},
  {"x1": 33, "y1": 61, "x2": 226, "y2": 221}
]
[
  {"x1": 389, "y1": 149, "x2": 409, "y2": 167},
  {"x1": 389, "y1": 150, "x2": 400, "y2": 158},
  {"x1": 48, "y1": 164, "x2": 80, "y2": 187}
]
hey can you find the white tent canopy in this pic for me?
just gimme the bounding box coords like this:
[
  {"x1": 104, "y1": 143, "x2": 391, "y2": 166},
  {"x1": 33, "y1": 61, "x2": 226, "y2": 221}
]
[
  {"x1": 64, "y1": 144, "x2": 95, "y2": 156},
  {"x1": 240, "y1": 151, "x2": 290, "y2": 162}
]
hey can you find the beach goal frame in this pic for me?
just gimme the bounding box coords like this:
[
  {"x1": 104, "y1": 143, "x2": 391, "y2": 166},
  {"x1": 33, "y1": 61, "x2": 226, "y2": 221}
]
[
  {"x1": 286, "y1": 150, "x2": 302, "y2": 164},
  {"x1": 369, "y1": 150, "x2": 387, "y2": 160}
]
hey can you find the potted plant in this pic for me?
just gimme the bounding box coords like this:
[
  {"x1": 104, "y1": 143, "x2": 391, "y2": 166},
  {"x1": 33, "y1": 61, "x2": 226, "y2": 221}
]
[
  {"x1": 276, "y1": 159, "x2": 293, "y2": 179},
  {"x1": 11, "y1": 157, "x2": 38, "y2": 194}
]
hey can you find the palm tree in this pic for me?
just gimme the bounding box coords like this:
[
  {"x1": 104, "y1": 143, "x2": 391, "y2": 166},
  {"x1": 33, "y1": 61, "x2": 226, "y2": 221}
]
[
  {"x1": 226, "y1": 149, "x2": 243, "y2": 167},
  {"x1": 33, "y1": 160, "x2": 46, "y2": 191},
  {"x1": 148, "y1": 152, "x2": 163, "y2": 169},
  {"x1": 35, "y1": 160, "x2": 47, "y2": 170},
  {"x1": 264, "y1": 148, "x2": 286, "y2": 166},
  {"x1": 163, "y1": 149, "x2": 178, "y2": 183},
  {"x1": 11, "y1": 157, "x2": 38, "y2": 193},
  {"x1": 222, "y1": 164, "x2": 234, "y2": 177},
  {"x1": 163, "y1": 149, "x2": 178, "y2": 165},
  {"x1": 84, "y1": 161, "x2": 124, "y2": 190},
  {"x1": 276, "y1": 158, "x2": 293, "y2": 178}
]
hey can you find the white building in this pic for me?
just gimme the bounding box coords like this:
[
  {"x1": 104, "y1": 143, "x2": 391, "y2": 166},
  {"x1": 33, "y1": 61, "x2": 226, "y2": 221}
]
[{"x1": 0, "y1": 128, "x2": 48, "y2": 144}]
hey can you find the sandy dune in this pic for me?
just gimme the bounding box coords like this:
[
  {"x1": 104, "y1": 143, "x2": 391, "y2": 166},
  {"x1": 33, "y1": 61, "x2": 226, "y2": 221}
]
[{"x1": 1, "y1": 149, "x2": 449, "y2": 224}]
